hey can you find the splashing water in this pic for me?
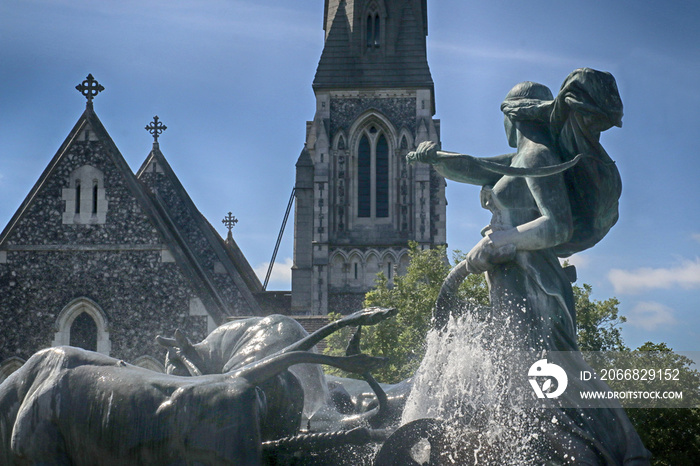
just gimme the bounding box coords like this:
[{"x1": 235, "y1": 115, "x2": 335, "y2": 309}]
[{"x1": 401, "y1": 312, "x2": 550, "y2": 465}]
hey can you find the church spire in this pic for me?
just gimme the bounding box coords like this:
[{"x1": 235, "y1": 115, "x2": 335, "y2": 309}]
[{"x1": 314, "y1": 0, "x2": 433, "y2": 92}]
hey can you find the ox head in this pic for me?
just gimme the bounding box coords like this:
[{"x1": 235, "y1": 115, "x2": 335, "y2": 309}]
[{"x1": 156, "y1": 329, "x2": 210, "y2": 376}]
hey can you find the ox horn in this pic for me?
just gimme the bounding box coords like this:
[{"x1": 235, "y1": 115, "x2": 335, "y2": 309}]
[
  {"x1": 236, "y1": 307, "x2": 397, "y2": 387},
  {"x1": 236, "y1": 352, "x2": 387, "y2": 388},
  {"x1": 282, "y1": 307, "x2": 398, "y2": 354}
]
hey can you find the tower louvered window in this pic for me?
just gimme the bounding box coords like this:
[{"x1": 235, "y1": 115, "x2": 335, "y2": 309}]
[
  {"x1": 365, "y1": 2, "x2": 382, "y2": 50},
  {"x1": 367, "y1": 12, "x2": 380, "y2": 48}
]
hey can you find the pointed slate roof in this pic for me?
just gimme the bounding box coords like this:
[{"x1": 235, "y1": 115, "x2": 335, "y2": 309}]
[
  {"x1": 136, "y1": 144, "x2": 263, "y2": 312},
  {"x1": 314, "y1": 0, "x2": 434, "y2": 91},
  {"x1": 1, "y1": 106, "x2": 262, "y2": 324}
]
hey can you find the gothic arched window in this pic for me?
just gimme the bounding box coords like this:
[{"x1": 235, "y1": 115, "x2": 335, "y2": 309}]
[
  {"x1": 53, "y1": 298, "x2": 111, "y2": 355},
  {"x1": 132, "y1": 356, "x2": 165, "y2": 373},
  {"x1": 74, "y1": 180, "x2": 81, "y2": 213},
  {"x1": 365, "y1": 2, "x2": 383, "y2": 49},
  {"x1": 356, "y1": 126, "x2": 391, "y2": 219},
  {"x1": 366, "y1": 13, "x2": 380, "y2": 48},
  {"x1": 375, "y1": 134, "x2": 389, "y2": 217},
  {"x1": 358, "y1": 135, "x2": 372, "y2": 217},
  {"x1": 0, "y1": 357, "x2": 25, "y2": 384},
  {"x1": 69, "y1": 312, "x2": 98, "y2": 351}
]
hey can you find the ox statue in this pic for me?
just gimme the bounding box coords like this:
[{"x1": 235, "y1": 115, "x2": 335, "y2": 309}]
[
  {"x1": 157, "y1": 310, "x2": 408, "y2": 436},
  {"x1": 0, "y1": 307, "x2": 395, "y2": 465},
  {"x1": 156, "y1": 313, "x2": 329, "y2": 440}
]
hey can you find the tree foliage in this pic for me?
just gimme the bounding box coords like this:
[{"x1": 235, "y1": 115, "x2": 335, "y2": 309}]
[
  {"x1": 620, "y1": 342, "x2": 700, "y2": 465},
  {"x1": 574, "y1": 282, "x2": 627, "y2": 351},
  {"x1": 573, "y1": 292, "x2": 700, "y2": 464},
  {"x1": 323, "y1": 242, "x2": 488, "y2": 383}
]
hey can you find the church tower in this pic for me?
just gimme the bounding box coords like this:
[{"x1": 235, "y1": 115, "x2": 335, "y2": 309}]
[{"x1": 292, "y1": 0, "x2": 446, "y2": 314}]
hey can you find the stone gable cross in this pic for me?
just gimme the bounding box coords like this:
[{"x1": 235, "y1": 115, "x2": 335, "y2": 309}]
[
  {"x1": 145, "y1": 116, "x2": 167, "y2": 144},
  {"x1": 222, "y1": 212, "x2": 238, "y2": 234},
  {"x1": 75, "y1": 74, "x2": 104, "y2": 106}
]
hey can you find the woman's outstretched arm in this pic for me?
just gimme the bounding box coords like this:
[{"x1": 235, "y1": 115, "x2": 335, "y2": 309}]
[{"x1": 407, "y1": 141, "x2": 514, "y2": 186}]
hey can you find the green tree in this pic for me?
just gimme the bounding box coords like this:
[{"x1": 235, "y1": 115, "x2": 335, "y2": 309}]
[
  {"x1": 323, "y1": 242, "x2": 488, "y2": 383},
  {"x1": 324, "y1": 245, "x2": 633, "y2": 380},
  {"x1": 574, "y1": 283, "x2": 627, "y2": 351},
  {"x1": 572, "y1": 290, "x2": 700, "y2": 464},
  {"x1": 620, "y1": 342, "x2": 700, "y2": 465}
]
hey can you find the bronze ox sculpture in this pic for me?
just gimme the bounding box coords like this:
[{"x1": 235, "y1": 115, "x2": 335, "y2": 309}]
[
  {"x1": 156, "y1": 314, "x2": 330, "y2": 440},
  {"x1": 0, "y1": 308, "x2": 396, "y2": 465}
]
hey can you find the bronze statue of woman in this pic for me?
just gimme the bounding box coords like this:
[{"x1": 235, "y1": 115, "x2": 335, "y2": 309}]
[{"x1": 408, "y1": 68, "x2": 650, "y2": 465}]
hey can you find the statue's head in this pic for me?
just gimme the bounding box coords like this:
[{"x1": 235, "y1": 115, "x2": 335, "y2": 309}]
[
  {"x1": 504, "y1": 81, "x2": 553, "y2": 102},
  {"x1": 502, "y1": 81, "x2": 553, "y2": 147}
]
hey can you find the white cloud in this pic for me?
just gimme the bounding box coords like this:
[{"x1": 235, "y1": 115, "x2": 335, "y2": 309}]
[
  {"x1": 254, "y1": 257, "x2": 292, "y2": 289},
  {"x1": 627, "y1": 301, "x2": 677, "y2": 331},
  {"x1": 608, "y1": 258, "x2": 700, "y2": 294}
]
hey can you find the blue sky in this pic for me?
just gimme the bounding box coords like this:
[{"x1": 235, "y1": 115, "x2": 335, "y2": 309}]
[{"x1": 1, "y1": 1, "x2": 699, "y2": 352}]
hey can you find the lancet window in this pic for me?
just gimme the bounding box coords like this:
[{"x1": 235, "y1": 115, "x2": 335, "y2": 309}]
[
  {"x1": 364, "y1": 2, "x2": 383, "y2": 49},
  {"x1": 357, "y1": 125, "x2": 390, "y2": 219}
]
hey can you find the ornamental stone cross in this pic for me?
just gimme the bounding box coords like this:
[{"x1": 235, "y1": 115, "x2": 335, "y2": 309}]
[
  {"x1": 222, "y1": 212, "x2": 238, "y2": 234},
  {"x1": 75, "y1": 74, "x2": 104, "y2": 105},
  {"x1": 145, "y1": 116, "x2": 167, "y2": 143}
]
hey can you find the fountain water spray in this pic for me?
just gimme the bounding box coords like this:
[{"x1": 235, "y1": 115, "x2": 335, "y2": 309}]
[{"x1": 401, "y1": 310, "x2": 555, "y2": 465}]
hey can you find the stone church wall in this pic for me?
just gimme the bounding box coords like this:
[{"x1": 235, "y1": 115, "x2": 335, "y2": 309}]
[
  {"x1": 330, "y1": 96, "x2": 417, "y2": 136},
  {"x1": 5, "y1": 139, "x2": 160, "y2": 247},
  {"x1": 140, "y1": 169, "x2": 250, "y2": 315},
  {"x1": 0, "y1": 249, "x2": 207, "y2": 364},
  {"x1": 0, "y1": 135, "x2": 208, "y2": 366}
]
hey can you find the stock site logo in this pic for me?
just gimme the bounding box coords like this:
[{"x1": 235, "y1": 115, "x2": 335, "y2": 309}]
[{"x1": 528, "y1": 359, "x2": 568, "y2": 399}]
